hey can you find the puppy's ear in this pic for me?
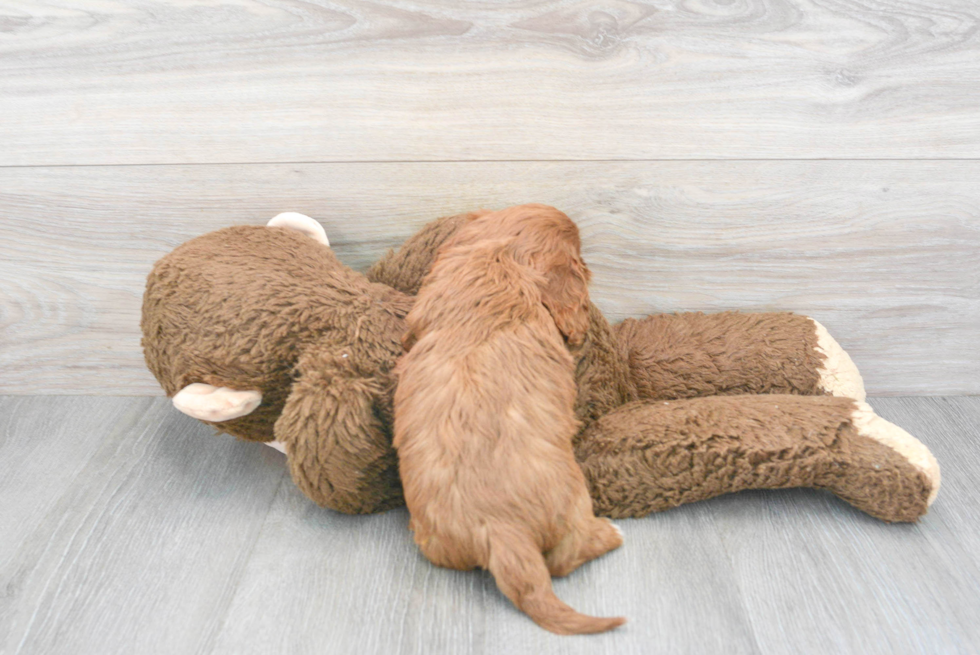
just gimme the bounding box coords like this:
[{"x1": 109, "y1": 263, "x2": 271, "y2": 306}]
[
  {"x1": 402, "y1": 296, "x2": 430, "y2": 353},
  {"x1": 541, "y1": 252, "x2": 592, "y2": 347},
  {"x1": 401, "y1": 329, "x2": 418, "y2": 353},
  {"x1": 402, "y1": 300, "x2": 430, "y2": 353}
]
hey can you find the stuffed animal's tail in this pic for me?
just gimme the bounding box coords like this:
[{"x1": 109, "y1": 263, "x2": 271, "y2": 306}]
[{"x1": 486, "y1": 527, "x2": 625, "y2": 635}]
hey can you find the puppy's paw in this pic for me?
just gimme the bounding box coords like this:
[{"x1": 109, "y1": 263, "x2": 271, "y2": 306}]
[{"x1": 600, "y1": 518, "x2": 625, "y2": 549}]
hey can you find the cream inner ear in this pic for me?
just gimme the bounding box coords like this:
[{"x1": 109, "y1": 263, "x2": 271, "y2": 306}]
[
  {"x1": 172, "y1": 383, "x2": 262, "y2": 422},
  {"x1": 267, "y1": 212, "x2": 330, "y2": 246}
]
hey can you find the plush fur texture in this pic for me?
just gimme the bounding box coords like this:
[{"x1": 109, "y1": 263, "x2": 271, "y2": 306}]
[
  {"x1": 576, "y1": 395, "x2": 931, "y2": 522},
  {"x1": 142, "y1": 206, "x2": 940, "y2": 522},
  {"x1": 142, "y1": 224, "x2": 412, "y2": 512},
  {"x1": 616, "y1": 311, "x2": 825, "y2": 400},
  {"x1": 394, "y1": 206, "x2": 624, "y2": 634}
]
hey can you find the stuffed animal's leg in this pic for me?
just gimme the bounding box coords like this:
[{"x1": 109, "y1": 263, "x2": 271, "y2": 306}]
[
  {"x1": 614, "y1": 312, "x2": 865, "y2": 401},
  {"x1": 273, "y1": 349, "x2": 402, "y2": 514},
  {"x1": 576, "y1": 395, "x2": 939, "y2": 523},
  {"x1": 366, "y1": 210, "x2": 492, "y2": 294}
]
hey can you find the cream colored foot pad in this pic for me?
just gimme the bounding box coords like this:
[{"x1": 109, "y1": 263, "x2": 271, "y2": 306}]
[
  {"x1": 811, "y1": 318, "x2": 866, "y2": 401},
  {"x1": 852, "y1": 401, "x2": 941, "y2": 505}
]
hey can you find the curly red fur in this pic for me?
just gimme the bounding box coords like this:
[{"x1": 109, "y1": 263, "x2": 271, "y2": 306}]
[{"x1": 394, "y1": 205, "x2": 624, "y2": 635}]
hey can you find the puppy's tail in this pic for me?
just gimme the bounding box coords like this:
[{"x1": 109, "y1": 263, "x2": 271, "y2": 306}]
[{"x1": 486, "y1": 526, "x2": 625, "y2": 635}]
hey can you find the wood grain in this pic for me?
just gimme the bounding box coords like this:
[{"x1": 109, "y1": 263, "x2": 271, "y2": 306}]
[
  {"x1": 709, "y1": 396, "x2": 980, "y2": 655},
  {"x1": 1, "y1": 161, "x2": 977, "y2": 395},
  {"x1": 0, "y1": 397, "x2": 288, "y2": 655},
  {"x1": 208, "y1": 467, "x2": 764, "y2": 655},
  {"x1": 207, "y1": 397, "x2": 980, "y2": 655},
  {"x1": 2, "y1": 396, "x2": 976, "y2": 654},
  {"x1": 1, "y1": 0, "x2": 979, "y2": 165}
]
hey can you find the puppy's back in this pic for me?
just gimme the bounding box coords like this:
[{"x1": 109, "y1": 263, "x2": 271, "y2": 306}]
[
  {"x1": 394, "y1": 206, "x2": 624, "y2": 635},
  {"x1": 396, "y1": 315, "x2": 580, "y2": 518}
]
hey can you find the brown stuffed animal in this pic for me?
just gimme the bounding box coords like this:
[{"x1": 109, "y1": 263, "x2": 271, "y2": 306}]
[{"x1": 141, "y1": 206, "x2": 940, "y2": 522}]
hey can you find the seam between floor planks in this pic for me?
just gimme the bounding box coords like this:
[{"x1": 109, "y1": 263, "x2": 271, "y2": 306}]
[{"x1": 3, "y1": 396, "x2": 979, "y2": 655}]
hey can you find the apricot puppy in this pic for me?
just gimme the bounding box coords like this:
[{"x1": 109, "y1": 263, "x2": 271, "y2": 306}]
[{"x1": 394, "y1": 204, "x2": 625, "y2": 635}]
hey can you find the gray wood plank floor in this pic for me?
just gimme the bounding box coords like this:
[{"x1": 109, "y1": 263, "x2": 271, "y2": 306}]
[{"x1": 2, "y1": 396, "x2": 977, "y2": 655}]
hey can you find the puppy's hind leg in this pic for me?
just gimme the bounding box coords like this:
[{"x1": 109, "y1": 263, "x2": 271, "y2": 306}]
[
  {"x1": 416, "y1": 532, "x2": 477, "y2": 572},
  {"x1": 546, "y1": 517, "x2": 623, "y2": 578}
]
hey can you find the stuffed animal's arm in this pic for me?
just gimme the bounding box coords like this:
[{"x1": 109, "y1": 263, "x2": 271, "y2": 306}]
[
  {"x1": 576, "y1": 394, "x2": 940, "y2": 523},
  {"x1": 273, "y1": 347, "x2": 403, "y2": 514},
  {"x1": 366, "y1": 210, "x2": 491, "y2": 294},
  {"x1": 613, "y1": 311, "x2": 866, "y2": 401}
]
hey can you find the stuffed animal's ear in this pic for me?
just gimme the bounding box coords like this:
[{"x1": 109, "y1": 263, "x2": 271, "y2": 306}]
[
  {"x1": 541, "y1": 252, "x2": 592, "y2": 347},
  {"x1": 267, "y1": 212, "x2": 329, "y2": 246}
]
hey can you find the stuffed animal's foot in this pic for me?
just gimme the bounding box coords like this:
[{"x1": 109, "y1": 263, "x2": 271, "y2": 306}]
[
  {"x1": 811, "y1": 318, "x2": 866, "y2": 401},
  {"x1": 265, "y1": 441, "x2": 287, "y2": 454},
  {"x1": 851, "y1": 401, "x2": 941, "y2": 505},
  {"x1": 172, "y1": 383, "x2": 262, "y2": 422},
  {"x1": 267, "y1": 212, "x2": 330, "y2": 246}
]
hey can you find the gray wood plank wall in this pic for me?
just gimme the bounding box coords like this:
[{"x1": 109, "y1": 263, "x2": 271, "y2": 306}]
[
  {"x1": 0, "y1": 0, "x2": 978, "y2": 395},
  {"x1": 3, "y1": 0, "x2": 980, "y2": 163}
]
